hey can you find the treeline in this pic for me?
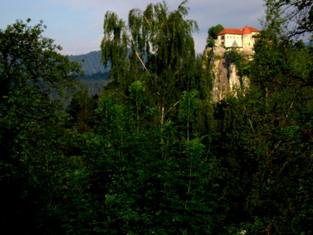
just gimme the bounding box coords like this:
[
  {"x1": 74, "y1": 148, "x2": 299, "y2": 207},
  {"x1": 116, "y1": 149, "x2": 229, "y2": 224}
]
[{"x1": 0, "y1": 1, "x2": 313, "y2": 234}]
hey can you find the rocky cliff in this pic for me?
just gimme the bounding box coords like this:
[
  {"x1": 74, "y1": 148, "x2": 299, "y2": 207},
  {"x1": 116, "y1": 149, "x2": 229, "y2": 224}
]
[{"x1": 203, "y1": 46, "x2": 250, "y2": 102}]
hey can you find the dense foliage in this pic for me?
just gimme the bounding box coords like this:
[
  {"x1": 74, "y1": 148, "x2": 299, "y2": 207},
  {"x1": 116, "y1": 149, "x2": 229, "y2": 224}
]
[
  {"x1": 207, "y1": 24, "x2": 224, "y2": 47},
  {"x1": 1, "y1": 1, "x2": 313, "y2": 234}
]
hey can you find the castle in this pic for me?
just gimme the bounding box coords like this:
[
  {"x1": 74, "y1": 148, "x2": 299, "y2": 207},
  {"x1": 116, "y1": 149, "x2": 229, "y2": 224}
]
[{"x1": 216, "y1": 26, "x2": 260, "y2": 50}]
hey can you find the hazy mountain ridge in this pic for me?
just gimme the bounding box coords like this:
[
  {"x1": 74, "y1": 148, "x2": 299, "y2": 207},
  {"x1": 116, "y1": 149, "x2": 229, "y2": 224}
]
[
  {"x1": 68, "y1": 51, "x2": 110, "y2": 95},
  {"x1": 68, "y1": 50, "x2": 110, "y2": 78}
]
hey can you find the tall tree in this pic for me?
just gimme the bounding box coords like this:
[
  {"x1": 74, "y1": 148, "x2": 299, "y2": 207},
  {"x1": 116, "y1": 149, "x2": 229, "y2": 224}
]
[
  {"x1": 101, "y1": 1, "x2": 198, "y2": 125},
  {"x1": 0, "y1": 19, "x2": 81, "y2": 234}
]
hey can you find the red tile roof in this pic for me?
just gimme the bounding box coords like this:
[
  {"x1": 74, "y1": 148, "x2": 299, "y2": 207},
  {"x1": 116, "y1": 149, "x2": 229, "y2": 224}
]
[
  {"x1": 218, "y1": 26, "x2": 260, "y2": 36},
  {"x1": 218, "y1": 28, "x2": 242, "y2": 35},
  {"x1": 242, "y1": 26, "x2": 260, "y2": 34}
]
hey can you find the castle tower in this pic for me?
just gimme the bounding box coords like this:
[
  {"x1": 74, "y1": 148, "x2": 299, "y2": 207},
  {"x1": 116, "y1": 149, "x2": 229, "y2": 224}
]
[{"x1": 242, "y1": 26, "x2": 259, "y2": 49}]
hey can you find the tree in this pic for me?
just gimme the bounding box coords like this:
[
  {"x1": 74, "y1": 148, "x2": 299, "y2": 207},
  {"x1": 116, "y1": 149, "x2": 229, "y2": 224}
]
[
  {"x1": 272, "y1": 0, "x2": 313, "y2": 35},
  {"x1": 206, "y1": 24, "x2": 224, "y2": 47},
  {"x1": 0, "y1": 19, "x2": 81, "y2": 233},
  {"x1": 91, "y1": 2, "x2": 228, "y2": 234},
  {"x1": 67, "y1": 88, "x2": 98, "y2": 132},
  {"x1": 101, "y1": 1, "x2": 198, "y2": 125},
  {"x1": 178, "y1": 90, "x2": 200, "y2": 140},
  {"x1": 209, "y1": 1, "x2": 313, "y2": 232}
]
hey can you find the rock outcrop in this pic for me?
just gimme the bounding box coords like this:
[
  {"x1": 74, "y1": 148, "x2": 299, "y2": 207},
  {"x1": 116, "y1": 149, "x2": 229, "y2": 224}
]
[{"x1": 203, "y1": 46, "x2": 250, "y2": 102}]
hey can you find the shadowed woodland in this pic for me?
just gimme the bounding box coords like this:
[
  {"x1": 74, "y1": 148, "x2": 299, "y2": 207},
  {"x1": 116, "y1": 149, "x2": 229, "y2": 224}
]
[{"x1": 0, "y1": 0, "x2": 313, "y2": 234}]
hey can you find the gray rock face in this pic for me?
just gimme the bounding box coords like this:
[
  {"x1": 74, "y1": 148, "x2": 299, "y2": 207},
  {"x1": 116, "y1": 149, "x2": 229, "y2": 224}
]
[{"x1": 204, "y1": 46, "x2": 249, "y2": 102}]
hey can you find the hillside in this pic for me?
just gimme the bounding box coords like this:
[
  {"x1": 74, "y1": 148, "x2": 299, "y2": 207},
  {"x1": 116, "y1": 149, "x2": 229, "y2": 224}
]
[
  {"x1": 69, "y1": 50, "x2": 110, "y2": 77},
  {"x1": 68, "y1": 50, "x2": 110, "y2": 95}
]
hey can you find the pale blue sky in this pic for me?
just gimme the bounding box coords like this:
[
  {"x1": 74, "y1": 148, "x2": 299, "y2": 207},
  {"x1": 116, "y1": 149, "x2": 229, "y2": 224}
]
[{"x1": 1, "y1": 0, "x2": 265, "y2": 55}]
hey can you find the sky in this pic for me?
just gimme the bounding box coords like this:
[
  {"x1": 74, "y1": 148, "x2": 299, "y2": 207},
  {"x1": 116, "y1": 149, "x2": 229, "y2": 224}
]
[{"x1": 1, "y1": 0, "x2": 265, "y2": 55}]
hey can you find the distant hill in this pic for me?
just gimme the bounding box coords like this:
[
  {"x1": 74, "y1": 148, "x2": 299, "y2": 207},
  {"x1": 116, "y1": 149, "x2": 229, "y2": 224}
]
[
  {"x1": 69, "y1": 50, "x2": 110, "y2": 78},
  {"x1": 68, "y1": 51, "x2": 110, "y2": 95}
]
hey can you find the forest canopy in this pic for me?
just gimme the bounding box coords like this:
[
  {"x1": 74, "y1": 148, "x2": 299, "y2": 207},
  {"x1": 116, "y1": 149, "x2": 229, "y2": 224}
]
[{"x1": 0, "y1": 1, "x2": 313, "y2": 234}]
